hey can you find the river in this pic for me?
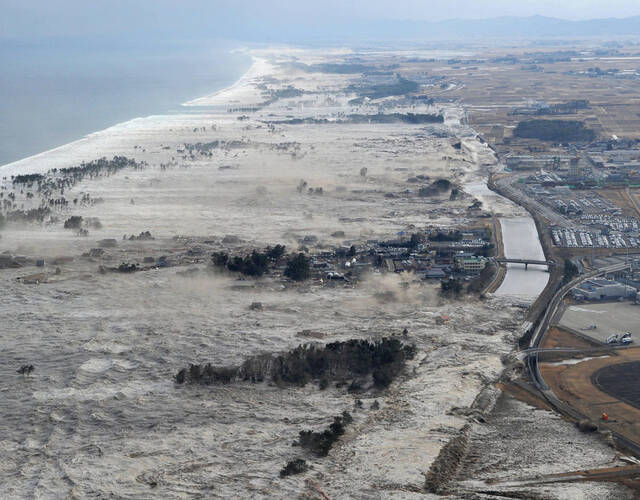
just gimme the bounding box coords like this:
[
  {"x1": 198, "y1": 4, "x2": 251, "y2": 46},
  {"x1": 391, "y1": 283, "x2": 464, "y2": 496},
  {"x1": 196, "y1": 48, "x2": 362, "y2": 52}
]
[
  {"x1": 463, "y1": 181, "x2": 549, "y2": 301},
  {"x1": 494, "y1": 217, "x2": 550, "y2": 301}
]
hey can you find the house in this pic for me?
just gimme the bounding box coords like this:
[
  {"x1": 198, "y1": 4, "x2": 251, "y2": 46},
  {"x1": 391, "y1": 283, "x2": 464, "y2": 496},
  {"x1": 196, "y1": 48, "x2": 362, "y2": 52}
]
[
  {"x1": 426, "y1": 267, "x2": 447, "y2": 279},
  {"x1": 436, "y1": 313, "x2": 451, "y2": 325},
  {"x1": 455, "y1": 256, "x2": 487, "y2": 274}
]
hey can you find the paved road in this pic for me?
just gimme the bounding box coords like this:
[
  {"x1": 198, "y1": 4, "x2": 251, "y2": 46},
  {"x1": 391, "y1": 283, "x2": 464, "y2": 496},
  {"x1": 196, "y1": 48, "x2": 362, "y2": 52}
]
[
  {"x1": 525, "y1": 260, "x2": 640, "y2": 455},
  {"x1": 496, "y1": 175, "x2": 595, "y2": 232},
  {"x1": 495, "y1": 176, "x2": 578, "y2": 228},
  {"x1": 528, "y1": 261, "x2": 631, "y2": 352}
]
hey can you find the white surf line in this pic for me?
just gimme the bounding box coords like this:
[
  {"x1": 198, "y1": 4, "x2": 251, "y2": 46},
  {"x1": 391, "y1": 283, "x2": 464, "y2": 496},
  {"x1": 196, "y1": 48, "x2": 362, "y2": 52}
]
[
  {"x1": 0, "y1": 54, "x2": 268, "y2": 175},
  {"x1": 182, "y1": 56, "x2": 272, "y2": 107}
]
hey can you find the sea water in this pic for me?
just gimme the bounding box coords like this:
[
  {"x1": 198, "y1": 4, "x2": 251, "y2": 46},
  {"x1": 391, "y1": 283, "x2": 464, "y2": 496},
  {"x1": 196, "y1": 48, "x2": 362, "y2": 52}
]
[{"x1": 0, "y1": 40, "x2": 251, "y2": 166}]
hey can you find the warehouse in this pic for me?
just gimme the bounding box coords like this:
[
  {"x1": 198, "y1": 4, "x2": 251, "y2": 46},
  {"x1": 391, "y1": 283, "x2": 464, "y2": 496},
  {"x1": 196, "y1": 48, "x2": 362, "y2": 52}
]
[{"x1": 571, "y1": 278, "x2": 637, "y2": 301}]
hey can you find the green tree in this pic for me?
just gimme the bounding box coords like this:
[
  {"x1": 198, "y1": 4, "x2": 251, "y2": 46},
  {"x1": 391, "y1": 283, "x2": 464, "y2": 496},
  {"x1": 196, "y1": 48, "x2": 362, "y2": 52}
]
[
  {"x1": 266, "y1": 244, "x2": 286, "y2": 260},
  {"x1": 212, "y1": 252, "x2": 229, "y2": 267},
  {"x1": 408, "y1": 233, "x2": 424, "y2": 249},
  {"x1": 441, "y1": 279, "x2": 463, "y2": 297},
  {"x1": 562, "y1": 259, "x2": 579, "y2": 284},
  {"x1": 284, "y1": 253, "x2": 311, "y2": 281}
]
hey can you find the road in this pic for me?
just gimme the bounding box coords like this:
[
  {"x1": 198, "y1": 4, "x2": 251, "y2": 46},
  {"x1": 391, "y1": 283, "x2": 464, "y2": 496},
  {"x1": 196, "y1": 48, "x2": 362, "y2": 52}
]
[
  {"x1": 525, "y1": 259, "x2": 640, "y2": 455},
  {"x1": 495, "y1": 175, "x2": 589, "y2": 230},
  {"x1": 528, "y1": 261, "x2": 630, "y2": 352}
]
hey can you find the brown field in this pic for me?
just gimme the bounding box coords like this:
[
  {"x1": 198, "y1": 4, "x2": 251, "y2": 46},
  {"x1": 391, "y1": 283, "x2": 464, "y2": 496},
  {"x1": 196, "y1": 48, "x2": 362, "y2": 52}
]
[
  {"x1": 541, "y1": 325, "x2": 600, "y2": 350},
  {"x1": 629, "y1": 189, "x2": 640, "y2": 214},
  {"x1": 598, "y1": 188, "x2": 640, "y2": 218},
  {"x1": 540, "y1": 347, "x2": 640, "y2": 447},
  {"x1": 409, "y1": 45, "x2": 640, "y2": 154}
]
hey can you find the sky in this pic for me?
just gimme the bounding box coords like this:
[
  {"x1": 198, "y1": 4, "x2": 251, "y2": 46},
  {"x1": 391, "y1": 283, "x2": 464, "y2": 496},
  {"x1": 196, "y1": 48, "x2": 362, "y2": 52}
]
[
  {"x1": 224, "y1": 0, "x2": 640, "y2": 22},
  {"x1": 2, "y1": 0, "x2": 640, "y2": 42}
]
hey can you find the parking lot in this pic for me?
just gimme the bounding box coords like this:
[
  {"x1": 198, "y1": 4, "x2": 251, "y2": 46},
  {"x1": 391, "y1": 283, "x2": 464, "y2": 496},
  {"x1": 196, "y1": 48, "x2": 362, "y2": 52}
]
[
  {"x1": 551, "y1": 226, "x2": 640, "y2": 248},
  {"x1": 559, "y1": 301, "x2": 640, "y2": 344}
]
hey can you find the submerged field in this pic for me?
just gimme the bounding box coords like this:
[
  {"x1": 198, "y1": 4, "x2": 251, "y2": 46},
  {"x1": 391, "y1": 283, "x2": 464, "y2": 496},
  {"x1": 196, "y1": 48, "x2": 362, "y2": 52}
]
[{"x1": 0, "y1": 47, "x2": 630, "y2": 498}]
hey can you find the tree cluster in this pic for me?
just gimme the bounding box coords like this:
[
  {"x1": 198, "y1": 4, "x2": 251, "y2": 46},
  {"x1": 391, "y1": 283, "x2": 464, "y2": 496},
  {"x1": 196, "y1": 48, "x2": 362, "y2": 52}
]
[
  {"x1": 63, "y1": 216, "x2": 83, "y2": 229},
  {"x1": 293, "y1": 62, "x2": 376, "y2": 74},
  {"x1": 274, "y1": 113, "x2": 443, "y2": 125},
  {"x1": 465, "y1": 262, "x2": 496, "y2": 295},
  {"x1": 279, "y1": 459, "x2": 308, "y2": 478},
  {"x1": 127, "y1": 231, "x2": 154, "y2": 241},
  {"x1": 211, "y1": 245, "x2": 285, "y2": 277},
  {"x1": 347, "y1": 113, "x2": 444, "y2": 124},
  {"x1": 562, "y1": 259, "x2": 580, "y2": 284},
  {"x1": 117, "y1": 263, "x2": 138, "y2": 273},
  {"x1": 5, "y1": 157, "x2": 143, "y2": 221},
  {"x1": 348, "y1": 75, "x2": 419, "y2": 99},
  {"x1": 174, "y1": 338, "x2": 416, "y2": 390},
  {"x1": 12, "y1": 173, "x2": 44, "y2": 186},
  {"x1": 5, "y1": 207, "x2": 50, "y2": 224},
  {"x1": 432, "y1": 179, "x2": 452, "y2": 191},
  {"x1": 418, "y1": 179, "x2": 453, "y2": 197},
  {"x1": 408, "y1": 233, "x2": 425, "y2": 249},
  {"x1": 297, "y1": 411, "x2": 353, "y2": 457},
  {"x1": 284, "y1": 253, "x2": 310, "y2": 281},
  {"x1": 440, "y1": 279, "x2": 463, "y2": 297},
  {"x1": 513, "y1": 119, "x2": 596, "y2": 142},
  {"x1": 429, "y1": 230, "x2": 462, "y2": 242}
]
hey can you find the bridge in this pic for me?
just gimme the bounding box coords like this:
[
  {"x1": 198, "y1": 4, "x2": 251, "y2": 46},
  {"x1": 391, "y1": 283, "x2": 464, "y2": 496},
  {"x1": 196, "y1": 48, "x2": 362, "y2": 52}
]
[{"x1": 493, "y1": 258, "x2": 555, "y2": 270}]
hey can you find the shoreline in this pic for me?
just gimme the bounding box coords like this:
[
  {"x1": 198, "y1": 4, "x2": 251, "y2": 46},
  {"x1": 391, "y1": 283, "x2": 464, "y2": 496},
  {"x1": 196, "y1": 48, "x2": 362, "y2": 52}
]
[
  {"x1": 0, "y1": 50, "x2": 260, "y2": 173},
  {"x1": 182, "y1": 56, "x2": 270, "y2": 107},
  {"x1": 0, "y1": 44, "x2": 628, "y2": 499}
]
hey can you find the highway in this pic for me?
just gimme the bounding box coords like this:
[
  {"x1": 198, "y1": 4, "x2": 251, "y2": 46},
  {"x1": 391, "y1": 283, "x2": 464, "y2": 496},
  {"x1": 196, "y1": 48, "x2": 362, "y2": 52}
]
[
  {"x1": 524, "y1": 259, "x2": 640, "y2": 455},
  {"x1": 493, "y1": 171, "x2": 640, "y2": 455},
  {"x1": 527, "y1": 261, "x2": 630, "y2": 352}
]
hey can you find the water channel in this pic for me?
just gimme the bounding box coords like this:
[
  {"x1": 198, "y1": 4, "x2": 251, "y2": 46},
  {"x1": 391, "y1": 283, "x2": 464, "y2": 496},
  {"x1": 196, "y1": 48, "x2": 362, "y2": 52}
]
[
  {"x1": 464, "y1": 181, "x2": 549, "y2": 301},
  {"x1": 494, "y1": 217, "x2": 550, "y2": 300}
]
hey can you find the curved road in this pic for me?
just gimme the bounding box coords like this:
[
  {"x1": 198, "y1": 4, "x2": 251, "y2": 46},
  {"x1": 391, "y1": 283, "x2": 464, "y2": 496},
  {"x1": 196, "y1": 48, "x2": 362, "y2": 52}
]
[{"x1": 525, "y1": 260, "x2": 640, "y2": 455}]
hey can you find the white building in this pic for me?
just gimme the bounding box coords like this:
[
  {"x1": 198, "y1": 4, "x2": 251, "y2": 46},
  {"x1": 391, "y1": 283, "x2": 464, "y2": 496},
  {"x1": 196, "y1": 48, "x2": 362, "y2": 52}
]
[{"x1": 572, "y1": 278, "x2": 637, "y2": 301}]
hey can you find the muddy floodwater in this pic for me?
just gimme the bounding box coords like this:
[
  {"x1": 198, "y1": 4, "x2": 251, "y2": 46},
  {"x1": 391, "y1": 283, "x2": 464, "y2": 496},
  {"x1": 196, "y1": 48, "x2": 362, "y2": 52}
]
[{"x1": 0, "y1": 47, "x2": 628, "y2": 499}]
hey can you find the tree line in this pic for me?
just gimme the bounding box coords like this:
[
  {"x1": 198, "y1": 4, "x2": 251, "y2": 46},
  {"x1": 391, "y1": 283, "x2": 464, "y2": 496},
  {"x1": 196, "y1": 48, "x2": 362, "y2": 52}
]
[{"x1": 175, "y1": 337, "x2": 416, "y2": 390}]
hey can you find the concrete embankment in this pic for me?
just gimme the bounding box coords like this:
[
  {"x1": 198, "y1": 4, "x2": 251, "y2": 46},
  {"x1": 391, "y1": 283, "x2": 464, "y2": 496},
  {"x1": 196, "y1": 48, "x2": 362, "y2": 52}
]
[{"x1": 482, "y1": 218, "x2": 507, "y2": 295}]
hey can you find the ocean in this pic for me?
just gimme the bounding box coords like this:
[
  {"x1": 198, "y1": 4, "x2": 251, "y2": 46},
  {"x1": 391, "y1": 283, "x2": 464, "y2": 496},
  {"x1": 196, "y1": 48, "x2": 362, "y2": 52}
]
[{"x1": 0, "y1": 40, "x2": 251, "y2": 167}]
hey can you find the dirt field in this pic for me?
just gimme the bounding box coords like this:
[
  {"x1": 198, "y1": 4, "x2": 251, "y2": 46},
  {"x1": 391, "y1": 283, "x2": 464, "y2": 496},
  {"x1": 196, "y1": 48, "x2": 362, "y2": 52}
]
[
  {"x1": 541, "y1": 347, "x2": 640, "y2": 448},
  {"x1": 593, "y1": 361, "x2": 640, "y2": 411},
  {"x1": 412, "y1": 45, "x2": 640, "y2": 150},
  {"x1": 541, "y1": 326, "x2": 600, "y2": 350},
  {"x1": 598, "y1": 189, "x2": 640, "y2": 218}
]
